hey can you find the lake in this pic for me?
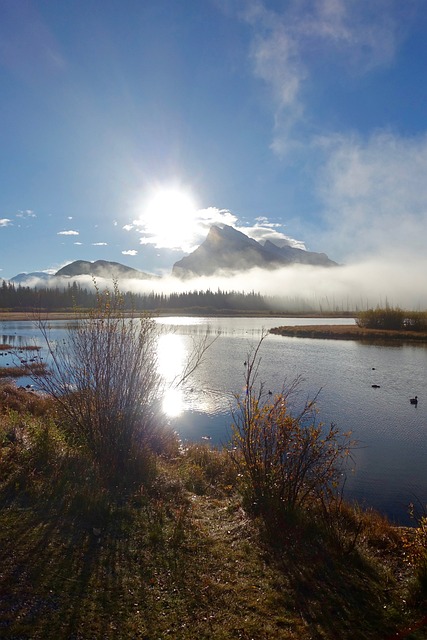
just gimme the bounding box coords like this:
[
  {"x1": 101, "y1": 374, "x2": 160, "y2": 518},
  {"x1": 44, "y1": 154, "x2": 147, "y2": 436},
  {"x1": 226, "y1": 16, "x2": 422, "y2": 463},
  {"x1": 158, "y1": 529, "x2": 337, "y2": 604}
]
[{"x1": 1, "y1": 316, "x2": 426, "y2": 525}]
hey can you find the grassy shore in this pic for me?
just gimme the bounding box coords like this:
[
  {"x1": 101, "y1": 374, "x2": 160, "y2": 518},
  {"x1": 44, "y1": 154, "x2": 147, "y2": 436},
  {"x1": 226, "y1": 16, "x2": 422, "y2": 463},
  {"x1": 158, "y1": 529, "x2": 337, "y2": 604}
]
[
  {"x1": 270, "y1": 325, "x2": 427, "y2": 343},
  {"x1": 1, "y1": 383, "x2": 426, "y2": 639}
]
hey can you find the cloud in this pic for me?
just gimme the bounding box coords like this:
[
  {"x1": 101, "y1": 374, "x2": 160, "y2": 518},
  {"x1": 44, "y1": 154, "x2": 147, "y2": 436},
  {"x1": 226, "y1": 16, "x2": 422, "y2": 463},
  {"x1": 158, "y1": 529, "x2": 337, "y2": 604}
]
[
  {"x1": 92, "y1": 242, "x2": 108, "y2": 246},
  {"x1": 237, "y1": 218, "x2": 306, "y2": 249},
  {"x1": 74, "y1": 242, "x2": 83, "y2": 245},
  {"x1": 16, "y1": 209, "x2": 36, "y2": 219},
  {"x1": 129, "y1": 202, "x2": 306, "y2": 254},
  {"x1": 134, "y1": 206, "x2": 239, "y2": 252},
  {"x1": 123, "y1": 224, "x2": 134, "y2": 231},
  {"x1": 122, "y1": 250, "x2": 138, "y2": 256},
  {"x1": 315, "y1": 131, "x2": 427, "y2": 261},
  {"x1": 0, "y1": 219, "x2": 12, "y2": 227},
  {"x1": 57, "y1": 230, "x2": 79, "y2": 236},
  {"x1": 237, "y1": 0, "x2": 403, "y2": 155}
]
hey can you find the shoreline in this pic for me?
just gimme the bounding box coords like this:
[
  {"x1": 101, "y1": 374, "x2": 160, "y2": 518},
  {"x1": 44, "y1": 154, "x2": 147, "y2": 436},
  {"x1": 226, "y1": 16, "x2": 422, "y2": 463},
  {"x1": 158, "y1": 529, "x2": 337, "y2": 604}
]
[
  {"x1": 0, "y1": 310, "x2": 353, "y2": 321},
  {"x1": 270, "y1": 324, "x2": 427, "y2": 343}
]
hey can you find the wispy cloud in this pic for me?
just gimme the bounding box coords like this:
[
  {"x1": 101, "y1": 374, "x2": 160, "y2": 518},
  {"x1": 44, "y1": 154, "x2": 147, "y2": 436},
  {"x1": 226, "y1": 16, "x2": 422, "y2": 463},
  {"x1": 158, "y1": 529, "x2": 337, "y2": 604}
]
[
  {"x1": 122, "y1": 250, "x2": 138, "y2": 256},
  {"x1": 314, "y1": 131, "x2": 427, "y2": 261},
  {"x1": 16, "y1": 209, "x2": 36, "y2": 219},
  {"x1": 0, "y1": 219, "x2": 12, "y2": 227},
  {"x1": 57, "y1": 230, "x2": 79, "y2": 236},
  {"x1": 237, "y1": 217, "x2": 306, "y2": 249},
  {"x1": 92, "y1": 242, "x2": 107, "y2": 246},
  {"x1": 237, "y1": 0, "x2": 403, "y2": 155}
]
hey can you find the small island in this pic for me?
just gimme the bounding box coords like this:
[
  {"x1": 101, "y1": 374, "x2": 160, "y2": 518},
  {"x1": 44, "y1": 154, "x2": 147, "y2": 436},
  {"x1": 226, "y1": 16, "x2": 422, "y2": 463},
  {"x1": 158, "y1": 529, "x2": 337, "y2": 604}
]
[
  {"x1": 269, "y1": 324, "x2": 427, "y2": 343},
  {"x1": 271, "y1": 307, "x2": 427, "y2": 343}
]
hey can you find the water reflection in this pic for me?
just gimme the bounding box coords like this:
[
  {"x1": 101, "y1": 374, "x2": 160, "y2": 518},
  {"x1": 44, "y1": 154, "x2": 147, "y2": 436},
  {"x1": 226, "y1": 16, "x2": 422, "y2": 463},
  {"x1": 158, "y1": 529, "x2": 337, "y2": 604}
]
[{"x1": 157, "y1": 333, "x2": 186, "y2": 417}]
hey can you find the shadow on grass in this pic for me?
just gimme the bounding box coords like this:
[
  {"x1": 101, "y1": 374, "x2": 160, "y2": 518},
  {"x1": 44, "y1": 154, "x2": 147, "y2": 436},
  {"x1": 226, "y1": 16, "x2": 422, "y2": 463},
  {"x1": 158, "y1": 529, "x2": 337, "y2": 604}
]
[
  {"x1": 0, "y1": 459, "x2": 199, "y2": 639},
  {"x1": 266, "y1": 519, "x2": 417, "y2": 640}
]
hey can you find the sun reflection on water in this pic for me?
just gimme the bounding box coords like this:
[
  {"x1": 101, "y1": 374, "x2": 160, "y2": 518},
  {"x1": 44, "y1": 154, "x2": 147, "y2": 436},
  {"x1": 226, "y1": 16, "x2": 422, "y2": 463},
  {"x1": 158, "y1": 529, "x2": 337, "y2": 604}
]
[{"x1": 157, "y1": 333, "x2": 187, "y2": 417}]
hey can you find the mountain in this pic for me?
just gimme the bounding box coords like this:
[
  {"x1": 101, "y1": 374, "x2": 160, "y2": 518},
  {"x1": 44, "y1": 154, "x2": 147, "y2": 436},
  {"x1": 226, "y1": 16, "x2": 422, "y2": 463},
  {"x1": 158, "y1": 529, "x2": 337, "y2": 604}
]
[
  {"x1": 9, "y1": 260, "x2": 158, "y2": 286},
  {"x1": 10, "y1": 272, "x2": 55, "y2": 285},
  {"x1": 55, "y1": 260, "x2": 157, "y2": 280},
  {"x1": 262, "y1": 240, "x2": 337, "y2": 267},
  {"x1": 172, "y1": 225, "x2": 337, "y2": 277}
]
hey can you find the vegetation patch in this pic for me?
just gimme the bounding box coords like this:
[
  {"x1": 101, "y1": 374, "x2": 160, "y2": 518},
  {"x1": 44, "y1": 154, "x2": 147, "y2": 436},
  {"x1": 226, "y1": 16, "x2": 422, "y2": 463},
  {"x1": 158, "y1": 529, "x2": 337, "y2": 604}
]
[{"x1": 270, "y1": 324, "x2": 427, "y2": 343}]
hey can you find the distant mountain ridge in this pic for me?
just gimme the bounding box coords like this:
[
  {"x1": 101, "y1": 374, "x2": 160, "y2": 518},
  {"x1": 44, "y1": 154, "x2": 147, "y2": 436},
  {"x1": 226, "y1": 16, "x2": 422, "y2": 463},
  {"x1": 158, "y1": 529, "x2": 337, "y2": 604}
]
[
  {"x1": 10, "y1": 260, "x2": 157, "y2": 286},
  {"x1": 55, "y1": 260, "x2": 156, "y2": 280},
  {"x1": 8, "y1": 226, "x2": 337, "y2": 284},
  {"x1": 172, "y1": 224, "x2": 337, "y2": 277}
]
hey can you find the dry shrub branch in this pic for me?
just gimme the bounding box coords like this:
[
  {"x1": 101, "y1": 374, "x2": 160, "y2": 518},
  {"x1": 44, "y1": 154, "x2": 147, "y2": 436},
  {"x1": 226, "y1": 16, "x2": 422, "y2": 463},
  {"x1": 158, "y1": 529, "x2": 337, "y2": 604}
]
[{"x1": 231, "y1": 334, "x2": 354, "y2": 533}]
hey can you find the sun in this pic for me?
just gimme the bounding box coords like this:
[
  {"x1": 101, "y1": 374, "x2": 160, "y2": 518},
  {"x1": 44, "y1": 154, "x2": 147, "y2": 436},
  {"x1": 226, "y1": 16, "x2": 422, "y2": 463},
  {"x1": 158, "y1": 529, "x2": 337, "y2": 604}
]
[{"x1": 139, "y1": 185, "x2": 200, "y2": 251}]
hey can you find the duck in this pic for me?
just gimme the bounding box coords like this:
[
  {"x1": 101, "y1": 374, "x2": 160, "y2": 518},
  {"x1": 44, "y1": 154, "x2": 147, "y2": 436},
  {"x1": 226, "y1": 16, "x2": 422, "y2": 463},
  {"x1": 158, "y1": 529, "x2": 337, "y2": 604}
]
[{"x1": 410, "y1": 396, "x2": 418, "y2": 405}]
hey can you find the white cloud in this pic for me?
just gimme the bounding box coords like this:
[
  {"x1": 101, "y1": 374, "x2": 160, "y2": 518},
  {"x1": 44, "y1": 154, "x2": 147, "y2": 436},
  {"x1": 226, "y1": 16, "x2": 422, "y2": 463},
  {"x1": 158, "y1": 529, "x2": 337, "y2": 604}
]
[
  {"x1": 315, "y1": 131, "x2": 427, "y2": 261},
  {"x1": 16, "y1": 209, "x2": 36, "y2": 218},
  {"x1": 239, "y1": 0, "x2": 403, "y2": 155},
  {"x1": 123, "y1": 224, "x2": 134, "y2": 231},
  {"x1": 0, "y1": 218, "x2": 12, "y2": 227},
  {"x1": 129, "y1": 202, "x2": 306, "y2": 254},
  {"x1": 74, "y1": 242, "x2": 83, "y2": 245},
  {"x1": 122, "y1": 249, "x2": 138, "y2": 256},
  {"x1": 92, "y1": 242, "x2": 107, "y2": 246},
  {"x1": 238, "y1": 220, "x2": 306, "y2": 249},
  {"x1": 57, "y1": 229, "x2": 79, "y2": 236},
  {"x1": 135, "y1": 206, "x2": 239, "y2": 252}
]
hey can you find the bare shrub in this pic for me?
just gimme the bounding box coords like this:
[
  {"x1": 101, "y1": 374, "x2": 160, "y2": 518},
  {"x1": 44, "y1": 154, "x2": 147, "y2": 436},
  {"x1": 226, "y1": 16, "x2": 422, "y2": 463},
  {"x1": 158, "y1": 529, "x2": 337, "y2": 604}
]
[
  {"x1": 28, "y1": 283, "x2": 166, "y2": 486},
  {"x1": 27, "y1": 282, "x2": 215, "y2": 489},
  {"x1": 231, "y1": 335, "x2": 354, "y2": 530}
]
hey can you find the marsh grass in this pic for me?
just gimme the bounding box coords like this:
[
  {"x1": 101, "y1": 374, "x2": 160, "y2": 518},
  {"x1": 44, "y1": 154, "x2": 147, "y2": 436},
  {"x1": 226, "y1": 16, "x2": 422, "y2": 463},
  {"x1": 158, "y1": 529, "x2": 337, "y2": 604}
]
[{"x1": 270, "y1": 325, "x2": 427, "y2": 343}]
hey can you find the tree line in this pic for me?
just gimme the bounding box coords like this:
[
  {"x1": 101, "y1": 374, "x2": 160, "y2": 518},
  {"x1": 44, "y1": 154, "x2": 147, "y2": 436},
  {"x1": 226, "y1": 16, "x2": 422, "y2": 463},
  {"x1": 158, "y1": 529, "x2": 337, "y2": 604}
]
[{"x1": 0, "y1": 279, "x2": 315, "y2": 313}]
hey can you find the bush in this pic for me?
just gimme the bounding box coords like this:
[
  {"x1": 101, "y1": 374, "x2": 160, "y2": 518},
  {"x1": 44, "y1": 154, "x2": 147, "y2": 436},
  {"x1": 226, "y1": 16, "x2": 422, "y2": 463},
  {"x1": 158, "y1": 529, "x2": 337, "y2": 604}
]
[
  {"x1": 356, "y1": 307, "x2": 427, "y2": 331},
  {"x1": 404, "y1": 504, "x2": 427, "y2": 602},
  {"x1": 180, "y1": 443, "x2": 237, "y2": 495},
  {"x1": 30, "y1": 283, "x2": 165, "y2": 488},
  {"x1": 356, "y1": 307, "x2": 405, "y2": 330},
  {"x1": 231, "y1": 336, "x2": 354, "y2": 532}
]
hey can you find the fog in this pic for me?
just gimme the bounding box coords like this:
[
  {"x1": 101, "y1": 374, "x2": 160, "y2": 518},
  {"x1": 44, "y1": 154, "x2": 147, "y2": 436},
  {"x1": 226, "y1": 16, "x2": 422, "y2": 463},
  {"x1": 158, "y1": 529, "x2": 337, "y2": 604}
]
[{"x1": 20, "y1": 253, "x2": 426, "y2": 313}]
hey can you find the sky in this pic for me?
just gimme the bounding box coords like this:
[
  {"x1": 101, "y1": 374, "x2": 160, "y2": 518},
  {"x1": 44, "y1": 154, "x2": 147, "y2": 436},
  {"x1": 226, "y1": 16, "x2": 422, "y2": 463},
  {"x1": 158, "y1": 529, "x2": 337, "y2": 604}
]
[{"x1": 1, "y1": 0, "x2": 427, "y2": 307}]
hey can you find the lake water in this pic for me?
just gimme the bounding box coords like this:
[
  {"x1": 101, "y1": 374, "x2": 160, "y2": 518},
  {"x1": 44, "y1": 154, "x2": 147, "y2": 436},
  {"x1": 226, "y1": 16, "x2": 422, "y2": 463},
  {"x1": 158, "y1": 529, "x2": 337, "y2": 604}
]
[{"x1": 1, "y1": 316, "x2": 426, "y2": 525}]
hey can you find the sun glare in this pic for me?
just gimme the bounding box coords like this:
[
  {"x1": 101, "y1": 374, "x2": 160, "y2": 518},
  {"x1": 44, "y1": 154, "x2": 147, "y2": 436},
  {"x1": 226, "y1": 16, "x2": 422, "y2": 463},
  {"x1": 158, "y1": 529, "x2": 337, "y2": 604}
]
[
  {"x1": 140, "y1": 186, "x2": 199, "y2": 250},
  {"x1": 157, "y1": 333, "x2": 187, "y2": 417}
]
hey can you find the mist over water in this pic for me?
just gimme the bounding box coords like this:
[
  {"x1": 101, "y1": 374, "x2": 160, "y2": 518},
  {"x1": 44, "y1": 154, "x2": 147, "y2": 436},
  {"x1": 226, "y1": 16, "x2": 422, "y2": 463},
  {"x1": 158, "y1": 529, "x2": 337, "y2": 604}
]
[{"x1": 19, "y1": 254, "x2": 427, "y2": 312}]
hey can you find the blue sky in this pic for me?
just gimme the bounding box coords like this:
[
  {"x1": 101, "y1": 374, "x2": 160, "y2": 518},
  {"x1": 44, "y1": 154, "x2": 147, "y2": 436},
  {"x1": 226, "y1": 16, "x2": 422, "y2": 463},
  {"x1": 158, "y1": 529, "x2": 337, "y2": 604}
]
[{"x1": 1, "y1": 0, "x2": 427, "y2": 305}]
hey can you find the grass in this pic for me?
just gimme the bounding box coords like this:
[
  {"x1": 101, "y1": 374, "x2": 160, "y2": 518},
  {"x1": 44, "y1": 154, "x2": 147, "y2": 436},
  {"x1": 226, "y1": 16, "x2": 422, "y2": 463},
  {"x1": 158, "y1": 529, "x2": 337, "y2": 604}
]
[
  {"x1": 270, "y1": 325, "x2": 427, "y2": 343},
  {"x1": 1, "y1": 387, "x2": 427, "y2": 639}
]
